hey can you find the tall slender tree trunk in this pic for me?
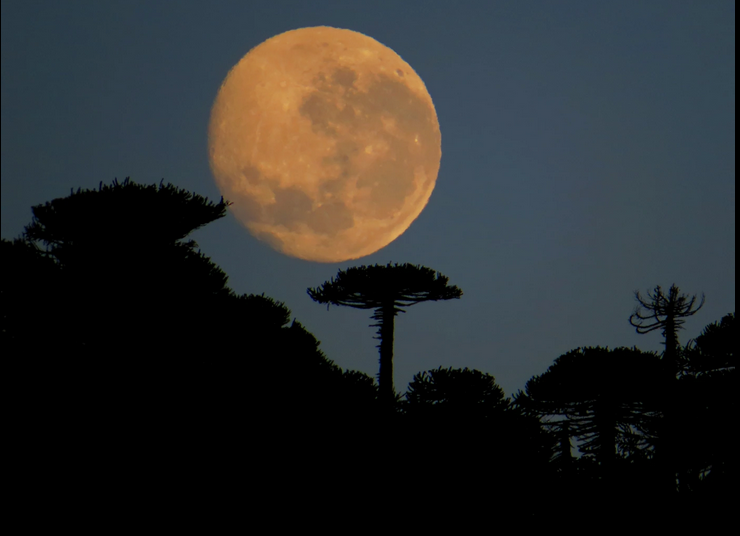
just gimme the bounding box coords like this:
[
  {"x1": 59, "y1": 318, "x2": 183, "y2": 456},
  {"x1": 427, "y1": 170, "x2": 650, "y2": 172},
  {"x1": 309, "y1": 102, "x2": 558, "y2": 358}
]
[
  {"x1": 376, "y1": 302, "x2": 396, "y2": 407},
  {"x1": 660, "y1": 313, "x2": 679, "y2": 492},
  {"x1": 662, "y1": 306, "x2": 700, "y2": 491},
  {"x1": 663, "y1": 315, "x2": 679, "y2": 378},
  {"x1": 557, "y1": 421, "x2": 573, "y2": 465}
]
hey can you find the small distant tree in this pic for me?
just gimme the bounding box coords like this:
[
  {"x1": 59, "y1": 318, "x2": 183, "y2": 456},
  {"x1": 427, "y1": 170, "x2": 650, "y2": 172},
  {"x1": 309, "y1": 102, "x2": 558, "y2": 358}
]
[{"x1": 307, "y1": 263, "x2": 462, "y2": 406}]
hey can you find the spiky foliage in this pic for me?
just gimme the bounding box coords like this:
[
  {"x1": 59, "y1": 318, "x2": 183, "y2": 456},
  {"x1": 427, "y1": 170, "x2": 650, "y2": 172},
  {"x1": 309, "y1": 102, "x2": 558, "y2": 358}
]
[
  {"x1": 25, "y1": 177, "x2": 230, "y2": 260},
  {"x1": 404, "y1": 367, "x2": 508, "y2": 419},
  {"x1": 308, "y1": 263, "x2": 463, "y2": 310},
  {"x1": 308, "y1": 263, "x2": 462, "y2": 405},
  {"x1": 12, "y1": 178, "x2": 238, "y2": 357},
  {"x1": 683, "y1": 312, "x2": 735, "y2": 376}
]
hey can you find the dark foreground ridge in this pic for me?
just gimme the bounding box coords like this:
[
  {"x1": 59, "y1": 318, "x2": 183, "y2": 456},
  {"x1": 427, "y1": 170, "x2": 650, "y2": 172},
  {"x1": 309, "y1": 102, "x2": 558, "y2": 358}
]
[{"x1": 3, "y1": 179, "x2": 735, "y2": 515}]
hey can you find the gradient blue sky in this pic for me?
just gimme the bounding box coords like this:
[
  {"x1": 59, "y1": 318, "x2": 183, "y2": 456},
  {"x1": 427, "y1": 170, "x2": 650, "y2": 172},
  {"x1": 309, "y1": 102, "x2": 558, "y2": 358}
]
[{"x1": 1, "y1": 0, "x2": 734, "y2": 397}]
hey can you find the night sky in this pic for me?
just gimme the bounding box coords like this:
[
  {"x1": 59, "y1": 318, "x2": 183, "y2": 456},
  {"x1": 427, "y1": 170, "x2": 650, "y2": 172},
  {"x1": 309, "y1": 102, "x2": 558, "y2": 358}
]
[{"x1": 1, "y1": 0, "x2": 734, "y2": 397}]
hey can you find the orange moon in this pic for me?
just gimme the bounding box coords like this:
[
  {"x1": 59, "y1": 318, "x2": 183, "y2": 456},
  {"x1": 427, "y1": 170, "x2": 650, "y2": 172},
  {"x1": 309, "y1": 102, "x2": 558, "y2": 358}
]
[{"x1": 208, "y1": 27, "x2": 441, "y2": 262}]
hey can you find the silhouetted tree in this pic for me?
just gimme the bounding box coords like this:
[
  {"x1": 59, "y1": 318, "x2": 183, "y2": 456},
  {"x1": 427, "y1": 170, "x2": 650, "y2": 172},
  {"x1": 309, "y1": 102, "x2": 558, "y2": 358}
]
[
  {"x1": 18, "y1": 178, "x2": 234, "y2": 356},
  {"x1": 629, "y1": 284, "x2": 705, "y2": 378},
  {"x1": 25, "y1": 178, "x2": 229, "y2": 262},
  {"x1": 401, "y1": 367, "x2": 555, "y2": 500},
  {"x1": 515, "y1": 347, "x2": 662, "y2": 488},
  {"x1": 6, "y1": 179, "x2": 379, "y2": 432},
  {"x1": 629, "y1": 284, "x2": 705, "y2": 491},
  {"x1": 5, "y1": 179, "x2": 393, "y2": 498},
  {"x1": 677, "y1": 313, "x2": 736, "y2": 491},
  {"x1": 208, "y1": 293, "x2": 379, "y2": 429},
  {"x1": 404, "y1": 366, "x2": 508, "y2": 419},
  {"x1": 683, "y1": 312, "x2": 735, "y2": 376},
  {"x1": 307, "y1": 263, "x2": 462, "y2": 406}
]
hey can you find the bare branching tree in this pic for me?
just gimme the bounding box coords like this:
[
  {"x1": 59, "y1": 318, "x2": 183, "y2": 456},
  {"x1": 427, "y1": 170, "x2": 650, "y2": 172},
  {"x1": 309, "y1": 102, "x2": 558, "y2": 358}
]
[{"x1": 629, "y1": 284, "x2": 704, "y2": 375}]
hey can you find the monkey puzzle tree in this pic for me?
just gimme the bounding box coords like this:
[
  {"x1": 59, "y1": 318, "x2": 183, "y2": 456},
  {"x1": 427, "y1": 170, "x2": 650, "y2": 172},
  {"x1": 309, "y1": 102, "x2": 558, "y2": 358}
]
[
  {"x1": 24, "y1": 177, "x2": 231, "y2": 293},
  {"x1": 629, "y1": 284, "x2": 704, "y2": 379},
  {"x1": 675, "y1": 313, "x2": 736, "y2": 491},
  {"x1": 7, "y1": 178, "x2": 379, "y2": 439},
  {"x1": 682, "y1": 312, "x2": 735, "y2": 377},
  {"x1": 402, "y1": 367, "x2": 555, "y2": 494},
  {"x1": 307, "y1": 263, "x2": 462, "y2": 406},
  {"x1": 404, "y1": 367, "x2": 509, "y2": 420},
  {"x1": 629, "y1": 284, "x2": 705, "y2": 492},
  {"x1": 21, "y1": 178, "x2": 233, "y2": 355},
  {"x1": 514, "y1": 347, "x2": 662, "y2": 485}
]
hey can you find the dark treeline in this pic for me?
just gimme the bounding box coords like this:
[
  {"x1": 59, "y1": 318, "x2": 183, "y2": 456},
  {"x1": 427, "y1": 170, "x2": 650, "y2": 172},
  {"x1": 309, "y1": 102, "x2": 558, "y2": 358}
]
[{"x1": 3, "y1": 179, "x2": 735, "y2": 511}]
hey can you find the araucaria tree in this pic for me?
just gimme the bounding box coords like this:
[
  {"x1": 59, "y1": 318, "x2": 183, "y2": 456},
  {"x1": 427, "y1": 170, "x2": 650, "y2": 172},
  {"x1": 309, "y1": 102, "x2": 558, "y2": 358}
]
[
  {"x1": 514, "y1": 347, "x2": 663, "y2": 479},
  {"x1": 629, "y1": 284, "x2": 705, "y2": 378},
  {"x1": 19, "y1": 177, "x2": 233, "y2": 356},
  {"x1": 629, "y1": 284, "x2": 704, "y2": 491},
  {"x1": 308, "y1": 263, "x2": 462, "y2": 405}
]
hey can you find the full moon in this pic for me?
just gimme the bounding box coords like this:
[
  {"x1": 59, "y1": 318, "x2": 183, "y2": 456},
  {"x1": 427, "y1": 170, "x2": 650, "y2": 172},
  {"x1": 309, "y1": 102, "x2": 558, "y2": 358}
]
[{"x1": 208, "y1": 27, "x2": 441, "y2": 262}]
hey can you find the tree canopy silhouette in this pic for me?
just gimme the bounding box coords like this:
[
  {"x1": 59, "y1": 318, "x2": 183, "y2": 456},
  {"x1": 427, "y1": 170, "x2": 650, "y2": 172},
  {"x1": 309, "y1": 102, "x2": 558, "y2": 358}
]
[
  {"x1": 25, "y1": 177, "x2": 229, "y2": 257},
  {"x1": 404, "y1": 366, "x2": 508, "y2": 419},
  {"x1": 15, "y1": 178, "x2": 236, "y2": 354},
  {"x1": 307, "y1": 263, "x2": 462, "y2": 406},
  {"x1": 4, "y1": 179, "x2": 379, "y2": 432},
  {"x1": 401, "y1": 367, "x2": 555, "y2": 499},
  {"x1": 683, "y1": 312, "x2": 735, "y2": 376},
  {"x1": 515, "y1": 346, "x2": 663, "y2": 485},
  {"x1": 7, "y1": 178, "x2": 734, "y2": 501}
]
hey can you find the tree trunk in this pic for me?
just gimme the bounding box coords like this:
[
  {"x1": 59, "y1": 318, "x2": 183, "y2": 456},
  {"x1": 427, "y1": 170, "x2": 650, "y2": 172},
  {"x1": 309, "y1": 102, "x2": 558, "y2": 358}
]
[
  {"x1": 661, "y1": 313, "x2": 679, "y2": 492},
  {"x1": 595, "y1": 397, "x2": 617, "y2": 483},
  {"x1": 556, "y1": 421, "x2": 574, "y2": 469},
  {"x1": 376, "y1": 302, "x2": 396, "y2": 407},
  {"x1": 663, "y1": 314, "x2": 679, "y2": 379}
]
